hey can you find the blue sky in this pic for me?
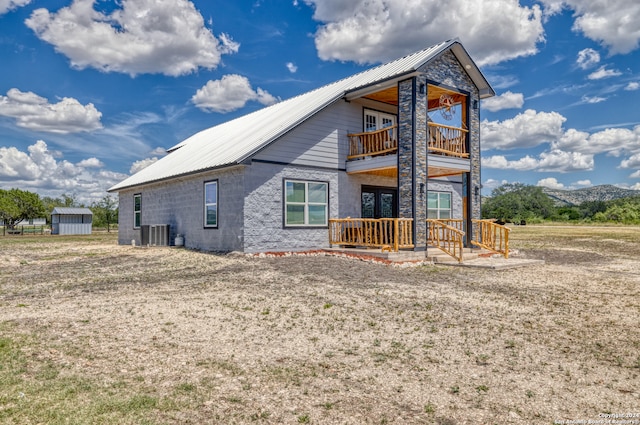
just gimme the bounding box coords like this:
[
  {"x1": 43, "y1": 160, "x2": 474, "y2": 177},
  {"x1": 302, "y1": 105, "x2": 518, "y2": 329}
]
[{"x1": 1, "y1": 0, "x2": 639, "y2": 203}]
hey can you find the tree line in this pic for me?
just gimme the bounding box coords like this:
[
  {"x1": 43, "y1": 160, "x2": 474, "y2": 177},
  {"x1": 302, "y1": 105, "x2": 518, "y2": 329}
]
[
  {"x1": 481, "y1": 183, "x2": 640, "y2": 225},
  {"x1": 0, "y1": 188, "x2": 118, "y2": 231}
]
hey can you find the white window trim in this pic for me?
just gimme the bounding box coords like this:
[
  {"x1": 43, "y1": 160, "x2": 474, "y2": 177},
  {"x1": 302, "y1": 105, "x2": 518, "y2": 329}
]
[
  {"x1": 284, "y1": 179, "x2": 328, "y2": 227},
  {"x1": 133, "y1": 194, "x2": 141, "y2": 229},
  {"x1": 364, "y1": 109, "x2": 396, "y2": 132},
  {"x1": 204, "y1": 180, "x2": 218, "y2": 228},
  {"x1": 428, "y1": 191, "x2": 452, "y2": 219}
]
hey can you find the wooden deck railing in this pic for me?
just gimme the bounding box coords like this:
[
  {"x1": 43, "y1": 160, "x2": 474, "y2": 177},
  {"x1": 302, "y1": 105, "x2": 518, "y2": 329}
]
[
  {"x1": 426, "y1": 219, "x2": 465, "y2": 262},
  {"x1": 471, "y1": 219, "x2": 510, "y2": 258},
  {"x1": 347, "y1": 126, "x2": 398, "y2": 159},
  {"x1": 329, "y1": 218, "x2": 413, "y2": 251},
  {"x1": 428, "y1": 122, "x2": 469, "y2": 158}
]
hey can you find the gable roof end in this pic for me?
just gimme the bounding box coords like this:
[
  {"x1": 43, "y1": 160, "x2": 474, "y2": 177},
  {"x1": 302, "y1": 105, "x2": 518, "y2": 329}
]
[{"x1": 108, "y1": 39, "x2": 493, "y2": 192}]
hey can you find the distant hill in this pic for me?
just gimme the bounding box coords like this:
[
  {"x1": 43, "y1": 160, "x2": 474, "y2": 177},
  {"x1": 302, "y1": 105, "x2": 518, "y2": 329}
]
[{"x1": 542, "y1": 184, "x2": 640, "y2": 206}]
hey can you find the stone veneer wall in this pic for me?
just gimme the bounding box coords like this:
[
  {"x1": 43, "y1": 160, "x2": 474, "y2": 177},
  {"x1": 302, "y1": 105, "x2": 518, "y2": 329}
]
[
  {"x1": 398, "y1": 77, "x2": 428, "y2": 250},
  {"x1": 420, "y1": 50, "x2": 482, "y2": 229}
]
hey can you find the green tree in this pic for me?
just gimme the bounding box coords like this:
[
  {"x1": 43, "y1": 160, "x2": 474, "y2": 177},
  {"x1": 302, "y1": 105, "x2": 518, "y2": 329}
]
[
  {"x1": 481, "y1": 183, "x2": 556, "y2": 222},
  {"x1": 0, "y1": 188, "x2": 46, "y2": 229},
  {"x1": 41, "y1": 193, "x2": 80, "y2": 224},
  {"x1": 91, "y1": 195, "x2": 118, "y2": 232}
]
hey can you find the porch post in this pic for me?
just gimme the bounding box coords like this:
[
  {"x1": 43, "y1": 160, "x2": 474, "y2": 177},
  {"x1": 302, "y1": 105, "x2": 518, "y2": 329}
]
[{"x1": 398, "y1": 76, "x2": 428, "y2": 251}]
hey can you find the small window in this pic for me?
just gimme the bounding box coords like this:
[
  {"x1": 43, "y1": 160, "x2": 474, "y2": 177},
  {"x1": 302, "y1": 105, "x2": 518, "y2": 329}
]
[
  {"x1": 204, "y1": 181, "x2": 218, "y2": 228},
  {"x1": 284, "y1": 180, "x2": 328, "y2": 227},
  {"x1": 428, "y1": 191, "x2": 451, "y2": 219},
  {"x1": 133, "y1": 194, "x2": 141, "y2": 229}
]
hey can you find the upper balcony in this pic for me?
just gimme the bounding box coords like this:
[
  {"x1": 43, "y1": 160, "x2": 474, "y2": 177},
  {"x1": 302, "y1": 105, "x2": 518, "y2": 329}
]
[{"x1": 344, "y1": 84, "x2": 472, "y2": 178}]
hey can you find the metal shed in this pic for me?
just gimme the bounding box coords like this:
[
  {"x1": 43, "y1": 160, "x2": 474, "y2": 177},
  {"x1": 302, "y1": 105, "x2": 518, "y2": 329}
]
[{"x1": 51, "y1": 207, "x2": 93, "y2": 235}]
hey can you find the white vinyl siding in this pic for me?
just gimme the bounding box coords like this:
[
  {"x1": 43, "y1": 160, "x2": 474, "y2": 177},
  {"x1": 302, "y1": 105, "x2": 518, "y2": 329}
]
[{"x1": 254, "y1": 100, "x2": 361, "y2": 168}]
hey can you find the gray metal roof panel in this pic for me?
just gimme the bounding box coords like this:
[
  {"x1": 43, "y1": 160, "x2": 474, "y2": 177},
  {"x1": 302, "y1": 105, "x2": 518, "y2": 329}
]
[
  {"x1": 51, "y1": 207, "x2": 93, "y2": 215},
  {"x1": 109, "y1": 39, "x2": 492, "y2": 192}
]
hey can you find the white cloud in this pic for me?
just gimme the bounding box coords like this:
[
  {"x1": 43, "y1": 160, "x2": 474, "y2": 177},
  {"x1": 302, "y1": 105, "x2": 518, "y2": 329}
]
[
  {"x1": 481, "y1": 109, "x2": 566, "y2": 150},
  {"x1": 304, "y1": 0, "x2": 545, "y2": 66},
  {"x1": 0, "y1": 0, "x2": 30, "y2": 15},
  {"x1": 77, "y1": 157, "x2": 104, "y2": 168},
  {"x1": 286, "y1": 62, "x2": 298, "y2": 73},
  {"x1": 543, "y1": 1, "x2": 640, "y2": 54},
  {"x1": 630, "y1": 170, "x2": 640, "y2": 179},
  {"x1": 620, "y1": 153, "x2": 640, "y2": 170},
  {"x1": 573, "y1": 179, "x2": 592, "y2": 187},
  {"x1": 25, "y1": 0, "x2": 239, "y2": 77},
  {"x1": 576, "y1": 48, "x2": 600, "y2": 69},
  {"x1": 587, "y1": 66, "x2": 622, "y2": 80},
  {"x1": 580, "y1": 94, "x2": 607, "y2": 104},
  {"x1": 482, "y1": 178, "x2": 508, "y2": 192},
  {"x1": 537, "y1": 177, "x2": 565, "y2": 189},
  {"x1": 130, "y1": 157, "x2": 158, "y2": 174},
  {"x1": 555, "y1": 125, "x2": 640, "y2": 156},
  {"x1": 149, "y1": 147, "x2": 167, "y2": 156},
  {"x1": 191, "y1": 74, "x2": 279, "y2": 113},
  {"x1": 0, "y1": 140, "x2": 126, "y2": 204},
  {"x1": 631, "y1": 182, "x2": 640, "y2": 190},
  {"x1": 625, "y1": 82, "x2": 640, "y2": 91},
  {"x1": 0, "y1": 88, "x2": 102, "y2": 134},
  {"x1": 483, "y1": 149, "x2": 594, "y2": 172},
  {"x1": 482, "y1": 91, "x2": 524, "y2": 112}
]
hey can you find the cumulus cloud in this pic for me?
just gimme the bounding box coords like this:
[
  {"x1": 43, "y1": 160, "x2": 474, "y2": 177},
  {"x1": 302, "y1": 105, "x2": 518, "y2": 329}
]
[
  {"x1": 587, "y1": 66, "x2": 622, "y2": 80},
  {"x1": 482, "y1": 91, "x2": 524, "y2": 112},
  {"x1": 555, "y1": 125, "x2": 640, "y2": 156},
  {"x1": 541, "y1": 0, "x2": 640, "y2": 54},
  {"x1": 286, "y1": 62, "x2": 298, "y2": 73},
  {"x1": 537, "y1": 177, "x2": 565, "y2": 189},
  {"x1": 0, "y1": 140, "x2": 126, "y2": 203},
  {"x1": 573, "y1": 179, "x2": 592, "y2": 187},
  {"x1": 620, "y1": 153, "x2": 640, "y2": 170},
  {"x1": 625, "y1": 82, "x2": 640, "y2": 91},
  {"x1": 481, "y1": 109, "x2": 566, "y2": 150},
  {"x1": 630, "y1": 170, "x2": 640, "y2": 179},
  {"x1": 304, "y1": 0, "x2": 545, "y2": 66},
  {"x1": 191, "y1": 74, "x2": 279, "y2": 113},
  {"x1": 25, "y1": 0, "x2": 239, "y2": 77},
  {"x1": 576, "y1": 48, "x2": 600, "y2": 69},
  {"x1": 483, "y1": 149, "x2": 594, "y2": 172},
  {"x1": 0, "y1": 88, "x2": 102, "y2": 134},
  {"x1": 130, "y1": 157, "x2": 159, "y2": 174},
  {"x1": 0, "y1": 0, "x2": 30, "y2": 15}
]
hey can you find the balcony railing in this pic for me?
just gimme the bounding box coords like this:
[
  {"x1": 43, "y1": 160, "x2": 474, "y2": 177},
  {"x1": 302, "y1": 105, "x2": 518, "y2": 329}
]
[
  {"x1": 428, "y1": 122, "x2": 468, "y2": 158},
  {"x1": 471, "y1": 219, "x2": 510, "y2": 258},
  {"x1": 347, "y1": 126, "x2": 398, "y2": 160},
  {"x1": 329, "y1": 218, "x2": 413, "y2": 251},
  {"x1": 347, "y1": 123, "x2": 469, "y2": 160}
]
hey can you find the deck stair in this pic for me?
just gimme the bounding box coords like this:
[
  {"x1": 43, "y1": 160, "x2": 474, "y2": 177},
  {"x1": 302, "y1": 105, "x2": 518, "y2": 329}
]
[{"x1": 426, "y1": 247, "x2": 480, "y2": 263}]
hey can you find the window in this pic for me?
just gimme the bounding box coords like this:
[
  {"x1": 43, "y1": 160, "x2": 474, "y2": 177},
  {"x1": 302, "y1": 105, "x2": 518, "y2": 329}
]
[
  {"x1": 284, "y1": 180, "x2": 328, "y2": 227},
  {"x1": 428, "y1": 191, "x2": 451, "y2": 219},
  {"x1": 364, "y1": 109, "x2": 396, "y2": 132},
  {"x1": 204, "y1": 181, "x2": 218, "y2": 228},
  {"x1": 133, "y1": 194, "x2": 141, "y2": 228}
]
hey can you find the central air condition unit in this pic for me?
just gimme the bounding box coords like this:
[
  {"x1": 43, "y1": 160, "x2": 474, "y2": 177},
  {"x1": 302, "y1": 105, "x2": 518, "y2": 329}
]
[{"x1": 141, "y1": 224, "x2": 170, "y2": 246}]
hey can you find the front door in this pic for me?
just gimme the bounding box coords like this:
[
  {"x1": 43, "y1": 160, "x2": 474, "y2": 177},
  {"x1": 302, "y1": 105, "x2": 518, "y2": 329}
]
[{"x1": 362, "y1": 186, "x2": 397, "y2": 218}]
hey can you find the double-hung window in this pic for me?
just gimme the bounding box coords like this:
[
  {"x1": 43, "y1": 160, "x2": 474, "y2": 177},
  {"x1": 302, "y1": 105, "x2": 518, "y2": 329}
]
[
  {"x1": 284, "y1": 180, "x2": 328, "y2": 227},
  {"x1": 427, "y1": 191, "x2": 451, "y2": 219},
  {"x1": 133, "y1": 194, "x2": 141, "y2": 229},
  {"x1": 204, "y1": 181, "x2": 218, "y2": 228}
]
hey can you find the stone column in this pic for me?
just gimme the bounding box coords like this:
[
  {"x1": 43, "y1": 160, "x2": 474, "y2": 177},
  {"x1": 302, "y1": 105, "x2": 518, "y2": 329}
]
[{"x1": 398, "y1": 76, "x2": 428, "y2": 250}]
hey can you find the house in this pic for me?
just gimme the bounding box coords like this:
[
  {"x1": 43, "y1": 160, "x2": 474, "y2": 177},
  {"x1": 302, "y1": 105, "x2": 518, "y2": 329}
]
[
  {"x1": 0, "y1": 218, "x2": 46, "y2": 227},
  {"x1": 51, "y1": 207, "x2": 93, "y2": 235},
  {"x1": 109, "y1": 38, "x2": 509, "y2": 260}
]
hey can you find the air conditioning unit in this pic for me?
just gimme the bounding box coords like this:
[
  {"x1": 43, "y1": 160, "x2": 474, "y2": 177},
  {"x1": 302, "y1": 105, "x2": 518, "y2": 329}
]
[
  {"x1": 150, "y1": 224, "x2": 170, "y2": 246},
  {"x1": 141, "y1": 224, "x2": 170, "y2": 246}
]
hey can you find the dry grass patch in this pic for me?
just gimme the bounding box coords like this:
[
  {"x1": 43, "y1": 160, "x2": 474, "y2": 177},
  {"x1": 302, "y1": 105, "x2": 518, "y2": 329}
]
[{"x1": 1, "y1": 227, "x2": 639, "y2": 424}]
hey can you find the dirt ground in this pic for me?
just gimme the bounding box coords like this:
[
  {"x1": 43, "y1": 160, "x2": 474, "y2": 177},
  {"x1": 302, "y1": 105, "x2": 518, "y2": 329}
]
[{"x1": 1, "y1": 226, "x2": 639, "y2": 424}]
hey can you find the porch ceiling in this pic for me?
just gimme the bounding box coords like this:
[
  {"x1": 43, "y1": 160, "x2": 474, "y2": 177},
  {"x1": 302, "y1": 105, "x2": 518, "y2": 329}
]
[{"x1": 361, "y1": 84, "x2": 466, "y2": 109}]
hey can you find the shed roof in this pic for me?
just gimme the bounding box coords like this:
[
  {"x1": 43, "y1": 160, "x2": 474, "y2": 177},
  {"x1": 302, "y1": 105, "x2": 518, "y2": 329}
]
[
  {"x1": 51, "y1": 207, "x2": 93, "y2": 215},
  {"x1": 109, "y1": 39, "x2": 493, "y2": 192}
]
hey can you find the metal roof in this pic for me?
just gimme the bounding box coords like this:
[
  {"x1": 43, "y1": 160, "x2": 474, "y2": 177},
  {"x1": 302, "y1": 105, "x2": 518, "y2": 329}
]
[
  {"x1": 51, "y1": 207, "x2": 93, "y2": 215},
  {"x1": 109, "y1": 39, "x2": 493, "y2": 192}
]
